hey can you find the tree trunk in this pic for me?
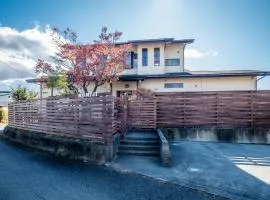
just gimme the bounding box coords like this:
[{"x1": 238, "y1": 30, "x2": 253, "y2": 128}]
[
  {"x1": 51, "y1": 88, "x2": 54, "y2": 96},
  {"x1": 91, "y1": 84, "x2": 98, "y2": 96},
  {"x1": 83, "y1": 86, "x2": 88, "y2": 95},
  {"x1": 82, "y1": 80, "x2": 88, "y2": 95}
]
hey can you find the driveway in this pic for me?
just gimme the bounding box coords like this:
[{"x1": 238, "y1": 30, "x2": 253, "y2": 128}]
[
  {"x1": 0, "y1": 128, "x2": 225, "y2": 200},
  {"x1": 111, "y1": 141, "x2": 270, "y2": 200}
]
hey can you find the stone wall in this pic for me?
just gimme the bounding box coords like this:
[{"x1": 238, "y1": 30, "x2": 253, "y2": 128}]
[
  {"x1": 1, "y1": 126, "x2": 119, "y2": 165},
  {"x1": 163, "y1": 127, "x2": 270, "y2": 144}
]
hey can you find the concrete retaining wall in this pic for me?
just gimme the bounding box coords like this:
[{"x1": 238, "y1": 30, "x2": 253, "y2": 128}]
[
  {"x1": 1, "y1": 126, "x2": 119, "y2": 165},
  {"x1": 163, "y1": 127, "x2": 270, "y2": 144}
]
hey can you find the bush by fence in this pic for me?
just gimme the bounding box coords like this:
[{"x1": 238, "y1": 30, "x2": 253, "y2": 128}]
[{"x1": 0, "y1": 107, "x2": 8, "y2": 123}]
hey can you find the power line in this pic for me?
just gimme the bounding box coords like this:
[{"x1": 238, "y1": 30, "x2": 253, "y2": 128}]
[{"x1": 0, "y1": 59, "x2": 35, "y2": 78}]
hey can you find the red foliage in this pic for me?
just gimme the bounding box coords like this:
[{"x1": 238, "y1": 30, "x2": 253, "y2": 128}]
[{"x1": 35, "y1": 27, "x2": 131, "y2": 95}]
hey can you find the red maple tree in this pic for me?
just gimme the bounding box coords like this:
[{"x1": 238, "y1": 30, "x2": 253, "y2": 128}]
[{"x1": 35, "y1": 27, "x2": 131, "y2": 95}]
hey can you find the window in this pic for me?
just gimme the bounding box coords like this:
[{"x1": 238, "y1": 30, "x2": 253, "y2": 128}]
[
  {"x1": 164, "y1": 83, "x2": 184, "y2": 88},
  {"x1": 142, "y1": 48, "x2": 148, "y2": 66},
  {"x1": 116, "y1": 90, "x2": 133, "y2": 98},
  {"x1": 133, "y1": 52, "x2": 138, "y2": 68},
  {"x1": 154, "y1": 48, "x2": 160, "y2": 66},
  {"x1": 125, "y1": 52, "x2": 138, "y2": 69},
  {"x1": 125, "y1": 52, "x2": 132, "y2": 69},
  {"x1": 165, "y1": 58, "x2": 180, "y2": 66}
]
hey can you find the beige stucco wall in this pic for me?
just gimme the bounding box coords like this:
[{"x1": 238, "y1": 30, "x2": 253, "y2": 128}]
[
  {"x1": 122, "y1": 42, "x2": 184, "y2": 75},
  {"x1": 137, "y1": 43, "x2": 165, "y2": 75},
  {"x1": 110, "y1": 76, "x2": 256, "y2": 94},
  {"x1": 139, "y1": 76, "x2": 256, "y2": 92},
  {"x1": 40, "y1": 76, "x2": 256, "y2": 98}
]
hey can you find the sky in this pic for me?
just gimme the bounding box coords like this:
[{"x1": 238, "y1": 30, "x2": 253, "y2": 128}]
[{"x1": 0, "y1": 0, "x2": 270, "y2": 100}]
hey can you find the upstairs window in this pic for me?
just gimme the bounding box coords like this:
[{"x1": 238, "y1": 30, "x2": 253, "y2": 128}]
[
  {"x1": 142, "y1": 48, "x2": 148, "y2": 66},
  {"x1": 133, "y1": 52, "x2": 138, "y2": 68},
  {"x1": 164, "y1": 83, "x2": 184, "y2": 88},
  {"x1": 154, "y1": 48, "x2": 160, "y2": 66},
  {"x1": 124, "y1": 52, "x2": 138, "y2": 69},
  {"x1": 165, "y1": 58, "x2": 180, "y2": 66},
  {"x1": 125, "y1": 52, "x2": 132, "y2": 69}
]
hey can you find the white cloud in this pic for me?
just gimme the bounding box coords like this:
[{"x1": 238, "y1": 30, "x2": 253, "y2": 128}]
[
  {"x1": 185, "y1": 48, "x2": 218, "y2": 59},
  {"x1": 0, "y1": 25, "x2": 57, "y2": 83}
]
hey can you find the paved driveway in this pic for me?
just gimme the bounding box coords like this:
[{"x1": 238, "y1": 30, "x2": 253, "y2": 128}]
[
  {"x1": 0, "y1": 128, "x2": 224, "y2": 200},
  {"x1": 112, "y1": 141, "x2": 270, "y2": 200}
]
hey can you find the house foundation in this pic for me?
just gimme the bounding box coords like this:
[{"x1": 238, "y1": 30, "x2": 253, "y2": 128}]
[{"x1": 163, "y1": 127, "x2": 270, "y2": 144}]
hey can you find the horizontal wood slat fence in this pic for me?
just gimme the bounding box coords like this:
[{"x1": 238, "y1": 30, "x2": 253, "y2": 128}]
[
  {"x1": 155, "y1": 91, "x2": 270, "y2": 128},
  {"x1": 8, "y1": 95, "x2": 117, "y2": 142},
  {"x1": 127, "y1": 99, "x2": 156, "y2": 129},
  {"x1": 8, "y1": 90, "x2": 270, "y2": 140}
]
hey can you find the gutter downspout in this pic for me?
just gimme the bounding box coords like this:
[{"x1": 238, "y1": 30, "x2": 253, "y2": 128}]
[
  {"x1": 256, "y1": 73, "x2": 267, "y2": 90},
  {"x1": 183, "y1": 43, "x2": 187, "y2": 72}
]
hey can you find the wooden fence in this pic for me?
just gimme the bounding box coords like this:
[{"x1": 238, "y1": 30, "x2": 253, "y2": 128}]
[
  {"x1": 155, "y1": 91, "x2": 270, "y2": 128},
  {"x1": 8, "y1": 91, "x2": 270, "y2": 139},
  {"x1": 8, "y1": 95, "x2": 117, "y2": 142},
  {"x1": 127, "y1": 98, "x2": 156, "y2": 129}
]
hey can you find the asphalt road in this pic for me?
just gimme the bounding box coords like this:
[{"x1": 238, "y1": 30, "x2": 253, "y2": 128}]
[
  {"x1": 112, "y1": 141, "x2": 270, "y2": 200},
  {"x1": 0, "y1": 128, "x2": 226, "y2": 200}
]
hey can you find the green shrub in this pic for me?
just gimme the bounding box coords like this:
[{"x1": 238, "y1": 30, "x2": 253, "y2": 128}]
[
  {"x1": 0, "y1": 107, "x2": 8, "y2": 123},
  {"x1": 10, "y1": 86, "x2": 38, "y2": 101}
]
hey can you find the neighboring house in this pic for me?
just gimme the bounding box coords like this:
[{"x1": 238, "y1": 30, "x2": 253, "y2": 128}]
[
  {"x1": 26, "y1": 38, "x2": 270, "y2": 98},
  {"x1": 0, "y1": 101, "x2": 8, "y2": 107}
]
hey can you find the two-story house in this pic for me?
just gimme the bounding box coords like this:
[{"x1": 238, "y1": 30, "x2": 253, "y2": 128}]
[
  {"x1": 108, "y1": 38, "x2": 269, "y2": 97},
  {"x1": 27, "y1": 38, "x2": 270, "y2": 98}
]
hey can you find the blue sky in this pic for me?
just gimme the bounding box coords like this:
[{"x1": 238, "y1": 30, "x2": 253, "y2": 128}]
[{"x1": 0, "y1": 0, "x2": 270, "y2": 91}]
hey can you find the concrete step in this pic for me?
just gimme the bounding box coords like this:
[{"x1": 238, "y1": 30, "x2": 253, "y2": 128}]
[
  {"x1": 119, "y1": 144, "x2": 159, "y2": 151},
  {"x1": 123, "y1": 136, "x2": 159, "y2": 141},
  {"x1": 118, "y1": 130, "x2": 160, "y2": 157},
  {"x1": 117, "y1": 149, "x2": 159, "y2": 156},
  {"x1": 120, "y1": 139, "x2": 159, "y2": 146}
]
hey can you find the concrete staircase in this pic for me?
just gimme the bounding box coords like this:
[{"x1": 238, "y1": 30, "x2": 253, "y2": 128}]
[{"x1": 118, "y1": 130, "x2": 160, "y2": 156}]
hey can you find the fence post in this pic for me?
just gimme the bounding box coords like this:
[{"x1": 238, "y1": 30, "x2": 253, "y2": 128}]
[
  {"x1": 183, "y1": 92, "x2": 186, "y2": 127},
  {"x1": 124, "y1": 96, "x2": 128, "y2": 132},
  {"x1": 13, "y1": 103, "x2": 15, "y2": 125},
  {"x1": 75, "y1": 98, "x2": 79, "y2": 135},
  {"x1": 103, "y1": 95, "x2": 108, "y2": 143},
  {"x1": 153, "y1": 95, "x2": 157, "y2": 129},
  {"x1": 250, "y1": 91, "x2": 253, "y2": 127},
  {"x1": 216, "y1": 92, "x2": 219, "y2": 127}
]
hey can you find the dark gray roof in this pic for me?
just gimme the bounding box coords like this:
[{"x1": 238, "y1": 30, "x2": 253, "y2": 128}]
[
  {"x1": 26, "y1": 78, "x2": 44, "y2": 83},
  {"x1": 26, "y1": 70, "x2": 270, "y2": 83},
  {"x1": 119, "y1": 70, "x2": 270, "y2": 81},
  {"x1": 116, "y1": 38, "x2": 194, "y2": 45}
]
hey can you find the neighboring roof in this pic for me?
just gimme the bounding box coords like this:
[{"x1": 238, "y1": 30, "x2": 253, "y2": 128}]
[
  {"x1": 116, "y1": 38, "x2": 194, "y2": 45},
  {"x1": 0, "y1": 101, "x2": 9, "y2": 107},
  {"x1": 26, "y1": 78, "x2": 44, "y2": 83},
  {"x1": 119, "y1": 70, "x2": 270, "y2": 81}
]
